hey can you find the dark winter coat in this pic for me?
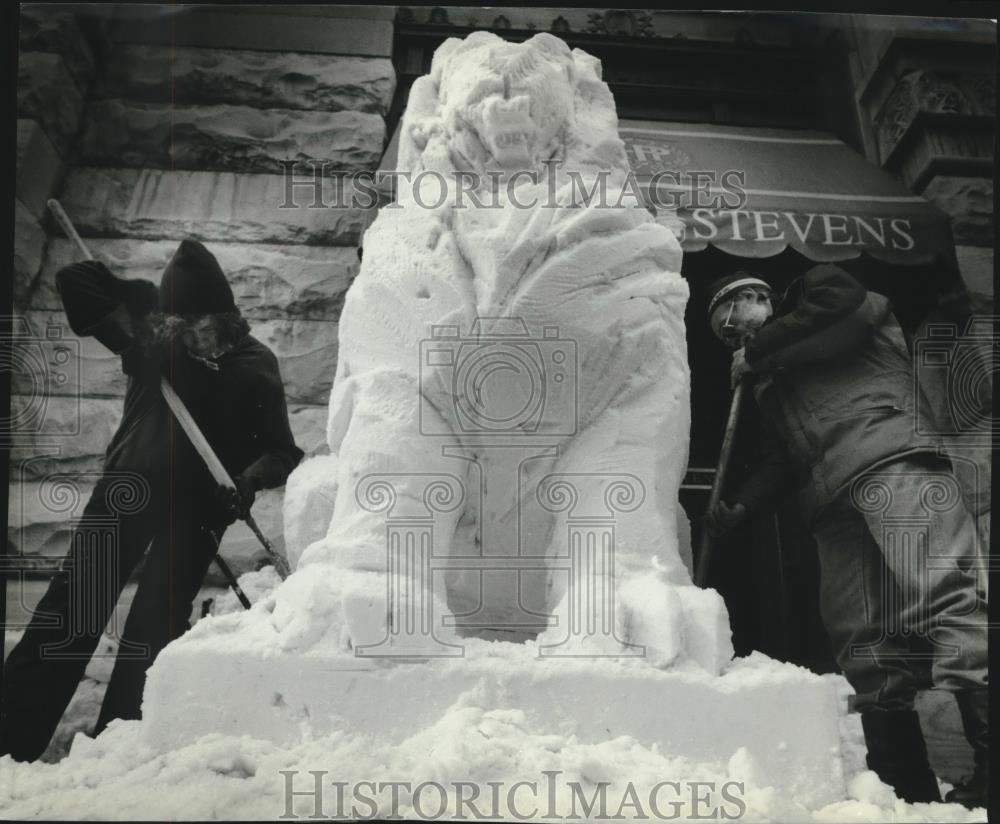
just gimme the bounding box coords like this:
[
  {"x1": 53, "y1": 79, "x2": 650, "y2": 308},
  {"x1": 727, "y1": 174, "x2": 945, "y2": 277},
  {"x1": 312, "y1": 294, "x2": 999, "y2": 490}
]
[
  {"x1": 56, "y1": 242, "x2": 304, "y2": 528},
  {"x1": 103, "y1": 334, "x2": 304, "y2": 525},
  {"x1": 732, "y1": 264, "x2": 939, "y2": 523}
]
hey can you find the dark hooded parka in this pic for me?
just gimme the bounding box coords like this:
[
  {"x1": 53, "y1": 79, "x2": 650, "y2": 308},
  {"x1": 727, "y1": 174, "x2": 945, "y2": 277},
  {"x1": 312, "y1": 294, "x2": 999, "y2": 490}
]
[
  {"x1": 1, "y1": 239, "x2": 303, "y2": 761},
  {"x1": 107, "y1": 239, "x2": 303, "y2": 515}
]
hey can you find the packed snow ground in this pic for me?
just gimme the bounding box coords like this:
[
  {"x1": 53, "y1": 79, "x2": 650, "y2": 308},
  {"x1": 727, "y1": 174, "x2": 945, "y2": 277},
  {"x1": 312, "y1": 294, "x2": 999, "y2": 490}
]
[
  {"x1": 2, "y1": 571, "x2": 985, "y2": 821},
  {"x1": 0, "y1": 693, "x2": 985, "y2": 821}
]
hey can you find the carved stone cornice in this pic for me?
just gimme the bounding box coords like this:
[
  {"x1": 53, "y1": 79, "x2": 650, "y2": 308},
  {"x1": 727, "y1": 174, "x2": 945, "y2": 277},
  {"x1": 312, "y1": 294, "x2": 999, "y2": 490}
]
[
  {"x1": 584, "y1": 10, "x2": 656, "y2": 37},
  {"x1": 874, "y1": 68, "x2": 994, "y2": 166},
  {"x1": 393, "y1": 8, "x2": 805, "y2": 46},
  {"x1": 853, "y1": 31, "x2": 995, "y2": 251}
]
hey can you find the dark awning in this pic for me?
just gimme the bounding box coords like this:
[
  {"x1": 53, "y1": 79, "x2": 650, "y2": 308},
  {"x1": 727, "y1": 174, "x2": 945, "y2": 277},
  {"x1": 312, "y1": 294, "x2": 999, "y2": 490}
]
[
  {"x1": 619, "y1": 119, "x2": 954, "y2": 265},
  {"x1": 375, "y1": 119, "x2": 954, "y2": 266}
]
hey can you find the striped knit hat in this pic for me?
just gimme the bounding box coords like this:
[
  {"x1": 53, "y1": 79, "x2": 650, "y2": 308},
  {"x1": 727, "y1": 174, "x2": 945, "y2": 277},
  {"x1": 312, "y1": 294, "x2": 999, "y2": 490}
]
[{"x1": 706, "y1": 272, "x2": 773, "y2": 320}]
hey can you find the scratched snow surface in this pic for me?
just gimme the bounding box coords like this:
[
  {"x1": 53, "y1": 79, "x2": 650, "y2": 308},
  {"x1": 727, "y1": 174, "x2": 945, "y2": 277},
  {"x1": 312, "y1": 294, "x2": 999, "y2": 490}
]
[{"x1": 0, "y1": 697, "x2": 984, "y2": 822}]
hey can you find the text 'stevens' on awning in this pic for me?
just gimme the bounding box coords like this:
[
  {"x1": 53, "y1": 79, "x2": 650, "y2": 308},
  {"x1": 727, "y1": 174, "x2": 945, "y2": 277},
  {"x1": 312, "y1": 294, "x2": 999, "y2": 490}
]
[
  {"x1": 619, "y1": 120, "x2": 954, "y2": 265},
  {"x1": 374, "y1": 119, "x2": 954, "y2": 266}
]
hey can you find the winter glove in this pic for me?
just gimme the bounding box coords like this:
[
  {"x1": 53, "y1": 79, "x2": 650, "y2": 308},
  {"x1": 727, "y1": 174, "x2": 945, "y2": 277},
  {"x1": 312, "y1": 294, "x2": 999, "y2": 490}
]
[
  {"x1": 730, "y1": 347, "x2": 754, "y2": 389},
  {"x1": 212, "y1": 475, "x2": 257, "y2": 526},
  {"x1": 210, "y1": 486, "x2": 238, "y2": 527},
  {"x1": 121, "y1": 343, "x2": 164, "y2": 380},
  {"x1": 119, "y1": 308, "x2": 172, "y2": 380},
  {"x1": 704, "y1": 501, "x2": 748, "y2": 538}
]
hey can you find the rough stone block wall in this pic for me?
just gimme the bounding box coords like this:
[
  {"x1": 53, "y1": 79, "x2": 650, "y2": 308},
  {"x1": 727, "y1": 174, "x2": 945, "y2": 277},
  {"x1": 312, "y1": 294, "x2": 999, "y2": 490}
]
[
  {"x1": 11, "y1": 8, "x2": 104, "y2": 575},
  {"x1": 11, "y1": 6, "x2": 395, "y2": 580}
]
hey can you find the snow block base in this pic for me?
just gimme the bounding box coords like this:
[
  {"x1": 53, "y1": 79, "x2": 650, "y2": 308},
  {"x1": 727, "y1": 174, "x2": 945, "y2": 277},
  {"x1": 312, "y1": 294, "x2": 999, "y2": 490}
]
[{"x1": 144, "y1": 620, "x2": 846, "y2": 808}]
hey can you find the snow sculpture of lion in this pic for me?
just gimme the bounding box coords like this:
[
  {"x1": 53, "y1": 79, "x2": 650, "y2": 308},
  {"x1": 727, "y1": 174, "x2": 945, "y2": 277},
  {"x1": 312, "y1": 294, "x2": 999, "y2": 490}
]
[{"x1": 276, "y1": 32, "x2": 733, "y2": 673}]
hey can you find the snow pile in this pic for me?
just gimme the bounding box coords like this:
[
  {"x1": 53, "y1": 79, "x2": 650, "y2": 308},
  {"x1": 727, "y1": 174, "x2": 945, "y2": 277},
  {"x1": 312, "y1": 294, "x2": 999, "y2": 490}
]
[
  {"x1": 281, "y1": 454, "x2": 337, "y2": 570},
  {"x1": 2, "y1": 570, "x2": 984, "y2": 820},
  {"x1": 0, "y1": 692, "x2": 985, "y2": 821},
  {"x1": 144, "y1": 589, "x2": 845, "y2": 805},
  {"x1": 210, "y1": 566, "x2": 284, "y2": 616}
]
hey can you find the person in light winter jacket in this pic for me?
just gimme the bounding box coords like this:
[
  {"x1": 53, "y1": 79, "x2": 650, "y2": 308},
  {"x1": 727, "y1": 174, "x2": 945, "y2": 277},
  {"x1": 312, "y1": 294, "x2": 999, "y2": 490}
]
[{"x1": 705, "y1": 263, "x2": 987, "y2": 809}]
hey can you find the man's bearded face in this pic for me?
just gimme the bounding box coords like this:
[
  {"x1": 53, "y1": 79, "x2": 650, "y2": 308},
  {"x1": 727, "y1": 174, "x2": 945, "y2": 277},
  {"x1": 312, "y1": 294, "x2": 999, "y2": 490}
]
[
  {"x1": 179, "y1": 315, "x2": 222, "y2": 358},
  {"x1": 711, "y1": 287, "x2": 774, "y2": 348}
]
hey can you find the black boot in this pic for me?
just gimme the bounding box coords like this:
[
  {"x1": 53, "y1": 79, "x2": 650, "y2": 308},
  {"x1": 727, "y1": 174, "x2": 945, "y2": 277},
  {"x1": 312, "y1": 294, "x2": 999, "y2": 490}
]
[
  {"x1": 0, "y1": 710, "x2": 49, "y2": 763},
  {"x1": 861, "y1": 710, "x2": 942, "y2": 803},
  {"x1": 945, "y1": 689, "x2": 988, "y2": 809}
]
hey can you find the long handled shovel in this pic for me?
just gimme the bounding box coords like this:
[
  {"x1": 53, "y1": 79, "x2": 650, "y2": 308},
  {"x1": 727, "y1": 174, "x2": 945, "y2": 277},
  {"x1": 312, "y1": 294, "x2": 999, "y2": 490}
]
[
  {"x1": 694, "y1": 376, "x2": 747, "y2": 588},
  {"x1": 47, "y1": 199, "x2": 291, "y2": 597},
  {"x1": 158, "y1": 377, "x2": 291, "y2": 579},
  {"x1": 207, "y1": 534, "x2": 252, "y2": 610}
]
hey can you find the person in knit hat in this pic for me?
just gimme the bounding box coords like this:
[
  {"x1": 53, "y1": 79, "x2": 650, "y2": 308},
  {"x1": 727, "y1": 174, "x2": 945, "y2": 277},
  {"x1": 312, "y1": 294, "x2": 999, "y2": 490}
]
[
  {"x1": 703, "y1": 263, "x2": 988, "y2": 808},
  {"x1": 705, "y1": 271, "x2": 774, "y2": 352},
  {"x1": 1, "y1": 239, "x2": 304, "y2": 761}
]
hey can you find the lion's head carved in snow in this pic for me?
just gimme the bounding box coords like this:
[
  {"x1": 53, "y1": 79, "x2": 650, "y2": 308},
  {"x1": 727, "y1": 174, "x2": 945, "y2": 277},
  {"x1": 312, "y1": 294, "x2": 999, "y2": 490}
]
[{"x1": 397, "y1": 31, "x2": 628, "y2": 180}]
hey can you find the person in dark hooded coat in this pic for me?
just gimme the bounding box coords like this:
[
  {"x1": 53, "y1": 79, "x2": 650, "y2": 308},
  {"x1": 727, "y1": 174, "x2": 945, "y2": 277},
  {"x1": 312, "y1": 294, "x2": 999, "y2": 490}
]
[{"x1": 1, "y1": 239, "x2": 304, "y2": 761}]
